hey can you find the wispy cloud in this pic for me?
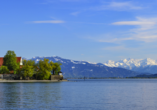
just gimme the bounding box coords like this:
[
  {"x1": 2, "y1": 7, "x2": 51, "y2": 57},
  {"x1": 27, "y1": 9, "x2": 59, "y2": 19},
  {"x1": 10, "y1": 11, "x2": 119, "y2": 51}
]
[
  {"x1": 103, "y1": 46, "x2": 125, "y2": 51},
  {"x1": 103, "y1": 46, "x2": 137, "y2": 51},
  {"x1": 32, "y1": 20, "x2": 65, "y2": 24},
  {"x1": 99, "y1": 43, "x2": 157, "y2": 61},
  {"x1": 92, "y1": 2, "x2": 143, "y2": 11},
  {"x1": 73, "y1": 22, "x2": 106, "y2": 25},
  {"x1": 60, "y1": 0, "x2": 83, "y2": 2},
  {"x1": 112, "y1": 21, "x2": 154, "y2": 26},
  {"x1": 86, "y1": 17, "x2": 157, "y2": 43},
  {"x1": 112, "y1": 17, "x2": 156, "y2": 30},
  {"x1": 102, "y1": 43, "x2": 157, "y2": 57},
  {"x1": 108, "y1": 2, "x2": 142, "y2": 10},
  {"x1": 44, "y1": 0, "x2": 87, "y2": 3},
  {"x1": 86, "y1": 33, "x2": 132, "y2": 43},
  {"x1": 111, "y1": 17, "x2": 157, "y2": 42},
  {"x1": 71, "y1": 11, "x2": 80, "y2": 16},
  {"x1": 98, "y1": 37, "x2": 133, "y2": 43}
]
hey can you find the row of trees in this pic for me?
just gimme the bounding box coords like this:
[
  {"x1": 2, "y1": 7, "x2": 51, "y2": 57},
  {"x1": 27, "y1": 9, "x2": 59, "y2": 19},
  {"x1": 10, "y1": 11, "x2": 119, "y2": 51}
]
[
  {"x1": 17, "y1": 59, "x2": 62, "y2": 79},
  {"x1": 0, "y1": 50, "x2": 62, "y2": 80}
]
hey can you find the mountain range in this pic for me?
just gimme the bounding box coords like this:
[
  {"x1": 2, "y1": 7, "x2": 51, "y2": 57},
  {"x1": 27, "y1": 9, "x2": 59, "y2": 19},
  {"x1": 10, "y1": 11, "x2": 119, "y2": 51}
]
[
  {"x1": 25, "y1": 56, "x2": 143, "y2": 78},
  {"x1": 104, "y1": 58, "x2": 157, "y2": 74}
]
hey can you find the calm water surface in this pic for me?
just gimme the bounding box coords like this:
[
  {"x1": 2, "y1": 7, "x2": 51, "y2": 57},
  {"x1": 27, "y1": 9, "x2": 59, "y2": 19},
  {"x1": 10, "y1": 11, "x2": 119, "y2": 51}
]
[{"x1": 0, "y1": 79, "x2": 157, "y2": 110}]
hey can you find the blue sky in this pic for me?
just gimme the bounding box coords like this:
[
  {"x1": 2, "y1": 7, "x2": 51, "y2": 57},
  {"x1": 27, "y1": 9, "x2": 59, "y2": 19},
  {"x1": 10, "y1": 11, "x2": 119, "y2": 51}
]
[{"x1": 1, "y1": 0, "x2": 157, "y2": 63}]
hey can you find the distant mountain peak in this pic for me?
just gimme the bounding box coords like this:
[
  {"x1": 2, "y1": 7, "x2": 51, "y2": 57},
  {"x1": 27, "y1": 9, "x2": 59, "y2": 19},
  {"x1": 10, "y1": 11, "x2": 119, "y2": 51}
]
[
  {"x1": 25, "y1": 56, "x2": 142, "y2": 78},
  {"x1": 104, "y1": 58, "x2": 157, "y2": 67},
  {"x1": 24, "y1": 56, "x2": 157, "y2": 74},
  {"x1": 104, "y1": 58, "x2": 157, "y2": 73}
]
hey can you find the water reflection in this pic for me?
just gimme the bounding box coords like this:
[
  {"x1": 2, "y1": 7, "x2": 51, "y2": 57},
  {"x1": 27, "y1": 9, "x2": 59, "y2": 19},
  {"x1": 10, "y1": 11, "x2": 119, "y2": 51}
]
[
  {"x1": 59, "y1": 79, "x2": 157, "y2": 110},
  {"x1": 0, "y1": 82, "x2": 62, "y2": 109},
  {"x1": 1, "y1": 79, "x2": 157, "y2": 110}
]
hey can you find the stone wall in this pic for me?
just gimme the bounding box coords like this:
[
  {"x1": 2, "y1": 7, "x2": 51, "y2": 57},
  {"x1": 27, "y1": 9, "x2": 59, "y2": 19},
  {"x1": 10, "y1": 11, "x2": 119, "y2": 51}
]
[
  {"x1": 0, "y1": 74, "x2": 3, "y2": 79},
  {"x1": 0, "y1": 74, "x2": 64, "y2": 80},
  {"x1": 0, "y1": 74, "x2": 17, "y2": 80},
  {"x1": 50, "y1": 75, "x2": 63, "y2": 80}
]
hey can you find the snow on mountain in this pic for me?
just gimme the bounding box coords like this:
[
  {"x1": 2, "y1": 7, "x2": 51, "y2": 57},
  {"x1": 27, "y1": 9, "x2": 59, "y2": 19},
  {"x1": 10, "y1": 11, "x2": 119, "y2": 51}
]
[
  {"x1": 105, "y1": 58, "x2": 140, "y2": 69},
  {"x1": 104, "y1": 58, "x2": 157, "y2": 73},
  {"x1": 104, "y1": 58, "x2": 157, "y2": 68},
  {"x1": 26, "y1": 56, "x2": 142, "y2": 78},
  {"x1": 29, "y1": 56, "x2": 96, "y2": 65}
]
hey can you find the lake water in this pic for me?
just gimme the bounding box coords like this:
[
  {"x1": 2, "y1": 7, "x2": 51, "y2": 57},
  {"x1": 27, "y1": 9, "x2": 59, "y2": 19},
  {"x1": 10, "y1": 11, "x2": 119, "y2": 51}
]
[{"x1": 0, "y1": 79, "x2": 157, "y2": 110}]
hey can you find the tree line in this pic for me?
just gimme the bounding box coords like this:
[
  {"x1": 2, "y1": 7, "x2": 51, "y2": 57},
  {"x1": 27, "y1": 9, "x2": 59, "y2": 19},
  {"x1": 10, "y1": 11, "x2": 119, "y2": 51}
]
[{"x1": 0, "y1": 50, "x2": 62, "y2": 80}]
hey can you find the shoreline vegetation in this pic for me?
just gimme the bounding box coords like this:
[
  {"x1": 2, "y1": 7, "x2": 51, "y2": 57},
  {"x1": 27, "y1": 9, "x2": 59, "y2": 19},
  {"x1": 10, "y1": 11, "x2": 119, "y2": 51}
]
[
  {"x1": 1, "y1": 51, "x2": 156, "y2": 81},
  {"x1": 0, "y1": 79, "x2": 68, "y2": 82},
  {"x1": 0, "y1": 50, "x2": 63, "y2": 80}
]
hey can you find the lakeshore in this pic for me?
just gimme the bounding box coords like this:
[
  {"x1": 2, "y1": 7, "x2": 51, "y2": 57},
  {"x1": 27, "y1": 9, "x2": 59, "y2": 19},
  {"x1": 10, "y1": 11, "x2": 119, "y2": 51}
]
[{"x1": 0, "y1": 79, "x2": 68, "y2": 82}]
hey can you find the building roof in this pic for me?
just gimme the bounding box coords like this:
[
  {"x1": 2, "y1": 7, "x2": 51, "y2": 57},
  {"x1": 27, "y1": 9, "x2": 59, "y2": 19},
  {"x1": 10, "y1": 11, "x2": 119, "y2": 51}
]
[
  {"x1": 0, "y1": 57, "x2": 22, "y2": 68},
  {"x1": 0, "y1": 58, "x2": 3, "y2": 67}
]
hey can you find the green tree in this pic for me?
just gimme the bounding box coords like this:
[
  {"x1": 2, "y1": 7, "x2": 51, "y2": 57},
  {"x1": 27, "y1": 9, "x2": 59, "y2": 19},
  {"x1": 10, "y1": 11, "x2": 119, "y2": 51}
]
[
  {"x1": 3, "y1": 50, "x2": 19, "y2": 71},
  {"x1": 17, "y1": 60, "x2": 35, "y2": 79},
  {"x1": 22, "y1": 65, "x2": 34, "y2": 78},
  {"x1": 0, "y1": 66, "x2": 9, "y2": 74},
  {"x1": 52, "y1": 62, "x2": 62, "y2": 75},
  {"x1": 33, "y1": 63, "x2": 40, "y2": 80},
  {"x1": 38, "y1": 58, "x2": 53, "y2": 80},
  {"x1": 23, "y1": 59, "x2": 35, "y2": 66}
]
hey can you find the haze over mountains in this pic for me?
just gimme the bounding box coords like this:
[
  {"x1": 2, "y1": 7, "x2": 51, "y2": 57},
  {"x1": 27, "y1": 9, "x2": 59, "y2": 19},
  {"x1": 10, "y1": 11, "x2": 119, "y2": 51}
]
[
  {"x1": 104, "y1": 58, "x2": 157, "y2": 74},
  {"x1": 25, "y1": 56, "x2": 148, "y2": 78}
]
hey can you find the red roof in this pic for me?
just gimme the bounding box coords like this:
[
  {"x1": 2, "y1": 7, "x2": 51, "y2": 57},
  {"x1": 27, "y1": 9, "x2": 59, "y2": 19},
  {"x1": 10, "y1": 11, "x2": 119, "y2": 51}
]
[
  {"x1": 0, "y1": 57, "x2": 22, "y2": 68},
  {"x1": 0, "y1": 58, "x2": 3, "y2": 67}
]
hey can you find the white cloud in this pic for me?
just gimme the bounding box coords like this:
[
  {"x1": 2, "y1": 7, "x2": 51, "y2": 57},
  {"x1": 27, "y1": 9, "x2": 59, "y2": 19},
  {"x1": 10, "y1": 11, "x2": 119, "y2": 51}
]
[
  {"x1": 33, "y1": 20, "x2": 65, "y2": 24},
  {"x1": 112, "y1": 21, "x2": 155, "y2": 26},
  {"x1": 108, "y1": 2, "x2": 142, "y2": 10},
  {"x1": 86, "y1": 17, "x2": 157, "y2": 43},
  {"x1": 92, "y1": 2, "x2": 142, "y2": 11},
  {"x1": 109, "y1": 17, "x2": 157, "y2": 42},
  {"x1": 112, "y1": 17, "x2": 156, "y2": 30}
]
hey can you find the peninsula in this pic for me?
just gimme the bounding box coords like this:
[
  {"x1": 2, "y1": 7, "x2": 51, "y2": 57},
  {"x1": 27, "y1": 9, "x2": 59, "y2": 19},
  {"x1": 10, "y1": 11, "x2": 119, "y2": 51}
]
[{"x1": 0, "y1": 50, "x2": 65, "y2": 81}]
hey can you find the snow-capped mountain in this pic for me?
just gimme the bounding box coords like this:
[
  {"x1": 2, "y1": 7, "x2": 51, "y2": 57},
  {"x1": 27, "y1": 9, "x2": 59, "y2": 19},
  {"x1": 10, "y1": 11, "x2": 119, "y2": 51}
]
[
  {"x1": 25, "y1": 56, "x2": 142, "y2": 78},
  {"x1": 104, "y1": 58, "x2": 157, "y2": 73},
  {"x1": 30, "y1": 56, "x2": 96, "y2": 65}
]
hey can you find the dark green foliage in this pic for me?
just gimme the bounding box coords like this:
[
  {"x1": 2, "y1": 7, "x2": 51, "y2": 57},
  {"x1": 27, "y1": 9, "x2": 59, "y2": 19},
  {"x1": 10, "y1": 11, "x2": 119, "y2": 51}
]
[
  {"x1": 3, "y1": 50, "x2": 19, "y2": 71},
  {"x1": 0, "y1": 66, "x2": 9, "y2": 74},
  {"x1": 33, "y1": 63, "x2": 40, "y2": 79}
]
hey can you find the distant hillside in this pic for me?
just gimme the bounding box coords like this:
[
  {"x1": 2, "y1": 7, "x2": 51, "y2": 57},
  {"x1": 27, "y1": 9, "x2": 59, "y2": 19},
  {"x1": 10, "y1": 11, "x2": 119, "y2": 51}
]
[
  {"x1": 132, "y1": 74, "x2": 157, "y2": 78},
  {"x1": 25, "y1": 56, "x2": 143, "y2": 78}
]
